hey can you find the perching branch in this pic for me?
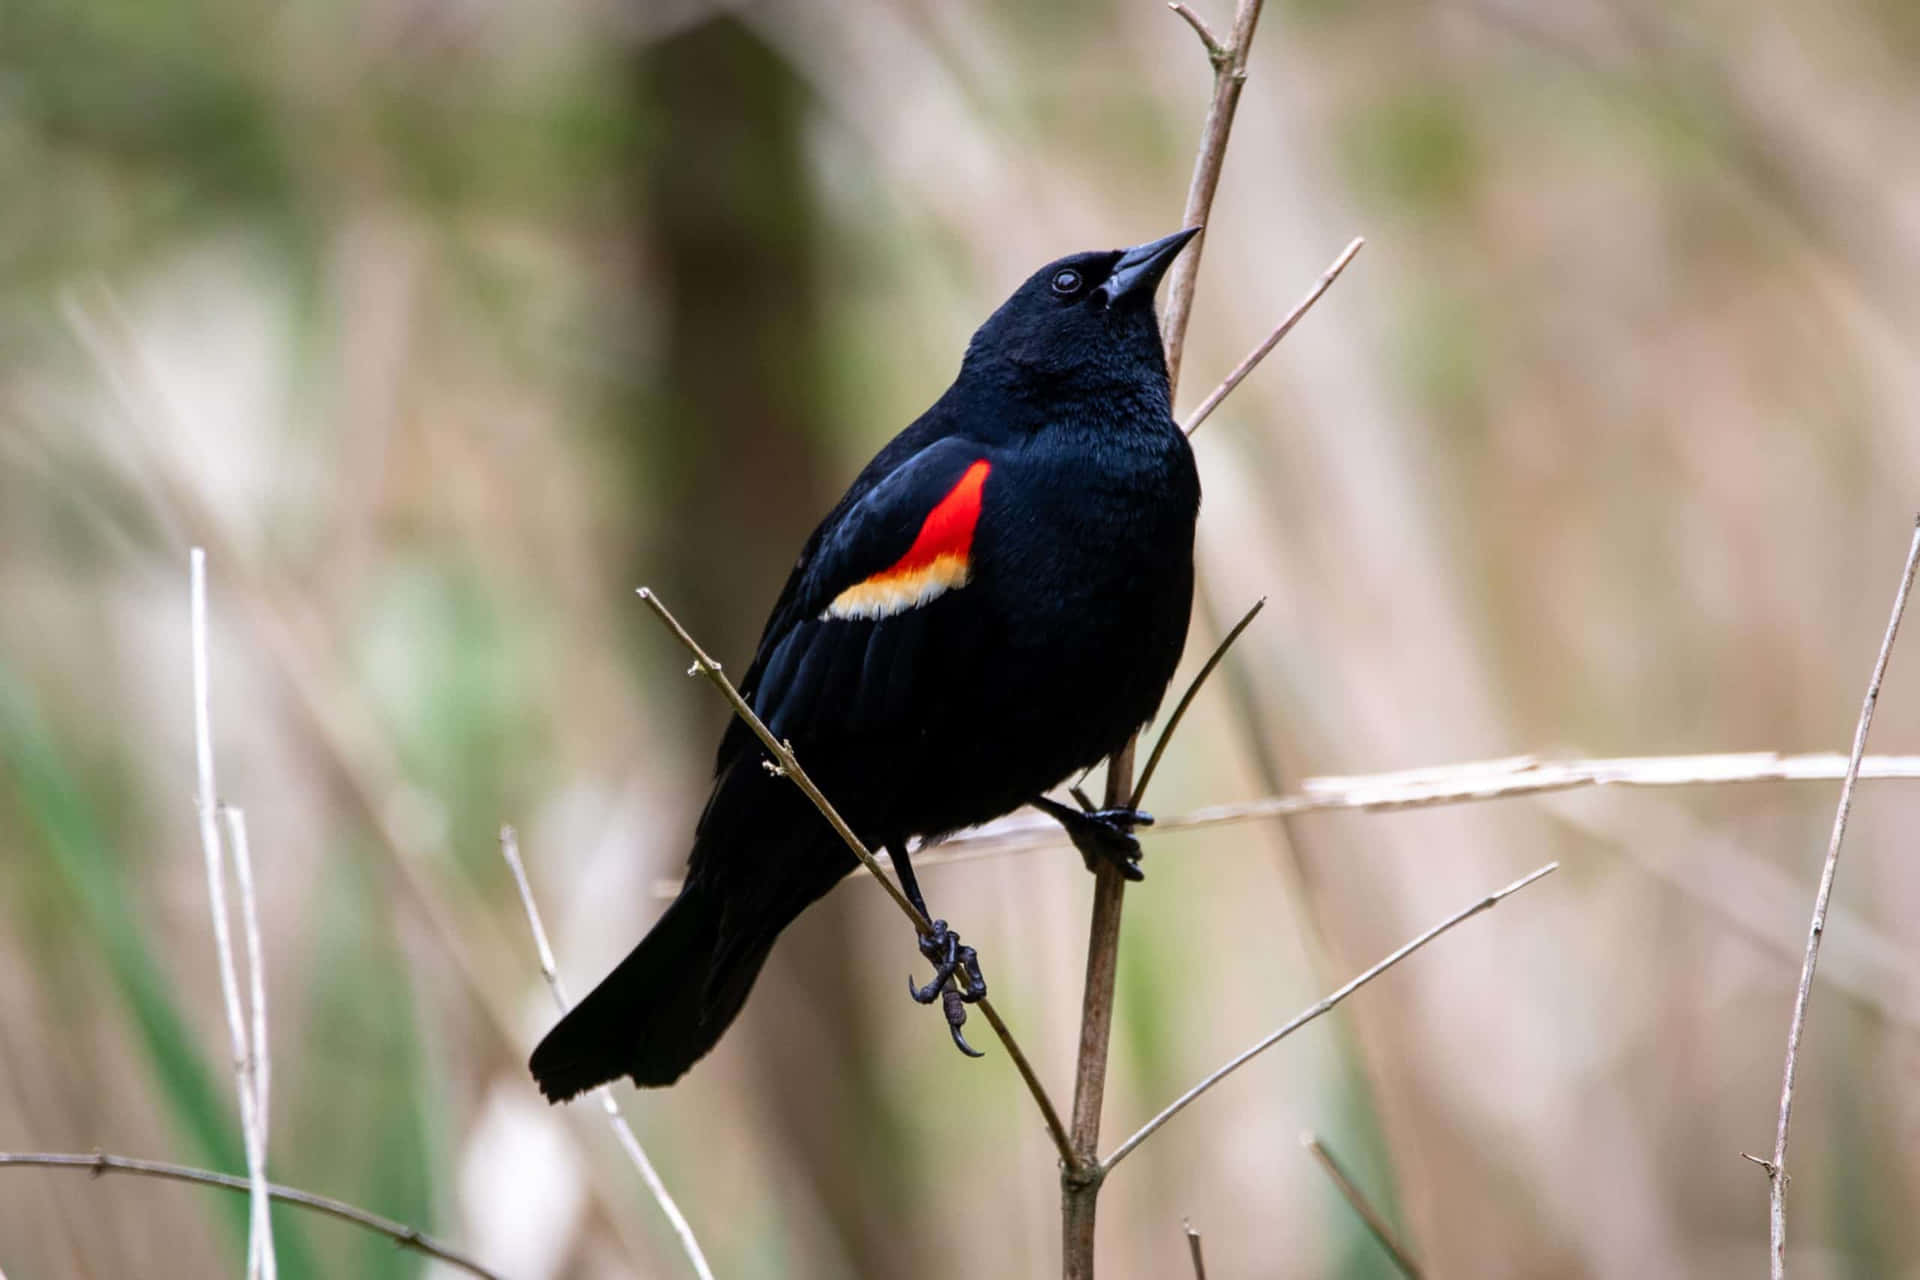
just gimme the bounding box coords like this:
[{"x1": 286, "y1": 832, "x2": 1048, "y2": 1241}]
[
  {"x1": 910, "y1": 751, "x2": 1920, "y2": 870},
  {"x1": 189, "y1": 548, "x2": 274, "y2": 1279},
  {"x1": 1302, "y1": 1132, "x2": 1424, "y2": 1279},
  {"x1": 1101, "y1": 862, "x2": 1558, "y2": 1171},
  {"x1": 1066, "y1": 6, "x2": 1279, "y2": 1273},
  {"x1": 634, "y1": 587, "x2": 1076, "y2": 1169},
  {"x1": 0, "y1": 1152, "x2": 502, "y2": 1280},
  {"x1": 499, "y1": 826, "x2": 716, "y2": 1280},
  {"x1": 1181, "y1": 238, "x2": 1364, "y2": 437},
  {"x1": 1765, "y1": 515, "x2": 1920, "y2": 1279}
]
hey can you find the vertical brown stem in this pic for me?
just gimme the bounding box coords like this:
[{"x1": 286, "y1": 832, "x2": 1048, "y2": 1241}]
[
  {"x1": 1060, "y1": 6, "x2": 1265, "y2": 1273},
  {"x1": 1160, "y1": 0, "x2": 1269, "y2": 393},
  {"x1": 1061, "y1": 743, "x2": 1137, "y2": 1278}
]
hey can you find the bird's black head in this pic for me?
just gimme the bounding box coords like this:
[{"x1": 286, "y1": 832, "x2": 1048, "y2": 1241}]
[{"x1": 960, "y1": 229, "x2": 1200, "y2": 408}]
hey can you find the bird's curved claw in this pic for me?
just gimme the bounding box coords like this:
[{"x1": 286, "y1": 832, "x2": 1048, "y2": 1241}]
[
  {"x1": 908, "y1": 920, "x2": 990, "y2": 1056},
  {"x1": 943, "y1": 987, "x2": 985, "y2": 1058}
]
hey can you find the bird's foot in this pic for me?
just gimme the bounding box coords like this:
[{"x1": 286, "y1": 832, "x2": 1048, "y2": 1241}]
[
  {"x1": 1032, "y1": 794, "x2": 1153, "y2": 881},
  {"x1": 907, "y1": 919, "x2": 987, "y2": 1058}
]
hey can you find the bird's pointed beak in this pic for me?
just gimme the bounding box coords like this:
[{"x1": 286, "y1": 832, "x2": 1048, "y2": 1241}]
[{"x1": 1096, "y1": 227, "x2": 1201, "y2": 308}]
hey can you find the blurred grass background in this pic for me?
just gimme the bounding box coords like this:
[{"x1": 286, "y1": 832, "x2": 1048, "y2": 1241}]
[{"x1": 3, "y1": 0, "x2": 1920, "y2": 1276}]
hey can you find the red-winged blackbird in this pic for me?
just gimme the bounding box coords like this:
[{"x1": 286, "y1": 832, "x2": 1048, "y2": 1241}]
[{"x1": 531, "y1": 229, "x2": 1202, "y2": 1099}]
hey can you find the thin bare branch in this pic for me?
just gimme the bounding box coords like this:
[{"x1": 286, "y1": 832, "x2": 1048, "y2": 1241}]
[
  {"x1": 1102, "y1": 862, "x2": 1558, "y2": 1172},
  {"x1": 499, "y1": 827, "x2": 566, "y2": 1003},
  {"x1": 190, "y1": 549, "x2": 273, "y2": 1279},
  {"x1": 1159, "y1": 0, "x2": 1270, "y2": 391},
  {"x1": 906, "y1": 751, "x2": 1920, "y2": 870},
  {"x1": 634, "y1": 588, "x2": 1076, "y2": 1168},
  {"x1": 1181, "y1": 238, "x2": 1365, "y2": 437},
  {"x1": 1132, "y1": 597, "x2": 1265, "y2": 808},
  {"x1": 1302, "y1": 1132, "x2": 1424, "y2": 1278},
  {"x1": 499, "y1": 827, "x2": 715, "y2": 1280},
  {"x1": 1183, "y1": 1219, "x2": 1209, "y2": 1279},
  {"x1": 220, "y1": 806, "x2": 274, "y2": 1280},
  {"x1": 0, "y1": 1152, "x2": 501, "y2": 1280},
  {"x1": 638, "y1": 588, "x2": 919, "y2": 921},
  {"x1": 1168, "y1": 4, "x2": 1225, "y2": 62},
  {"x1": 1767, "y1": 515, "x2": 1920, "y2": 1278}
]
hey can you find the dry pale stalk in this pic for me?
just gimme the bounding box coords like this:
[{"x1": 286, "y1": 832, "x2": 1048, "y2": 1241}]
[
  {"x1": 220, "y1": 806, "x2": 273, "y2": 1280},
  {"x1": 1765, "y1": 516, "x2": 1920, "y2": 1278},
  {"x1": 0, "y1": 1152, "x2": 500, "y2": 1280},
  {"x1": 913, "y1": 751, "x2": 1920, "y2": 870},
  {"x1": 499, "y1": 826, "x2": 716, "y2": 1280},
  {"x1": 189, "y1": 549, "x2": 274, "y2": 1279},
  {"x1": 651, "y1": 750, "x2": 1920, "y2": 897}
]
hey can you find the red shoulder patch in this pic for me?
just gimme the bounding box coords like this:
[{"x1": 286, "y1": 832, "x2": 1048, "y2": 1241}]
[{"x1": 826, "y1": 459, "x2": 991, "y2": 620}]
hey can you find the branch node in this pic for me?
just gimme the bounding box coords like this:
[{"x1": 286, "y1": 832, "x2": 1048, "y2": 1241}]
[{"x1": 1062, "y1": 1160, "x2": 1106, "y2": 1192}]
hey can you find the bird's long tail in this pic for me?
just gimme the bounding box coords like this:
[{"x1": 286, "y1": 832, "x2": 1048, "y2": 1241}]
[{"x1": 529, "y1": 879, "x2": 775, "y2": 1099}]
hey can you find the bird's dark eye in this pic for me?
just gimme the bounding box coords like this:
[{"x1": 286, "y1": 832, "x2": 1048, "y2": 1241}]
[{"x1": 1050, "y1": 268, "x2": 1083, "y2": 296}]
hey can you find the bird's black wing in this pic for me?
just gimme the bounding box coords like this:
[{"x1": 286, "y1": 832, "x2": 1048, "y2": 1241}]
[{"x1": 720, "y1": 434, "x2": 995, "y2": 770}]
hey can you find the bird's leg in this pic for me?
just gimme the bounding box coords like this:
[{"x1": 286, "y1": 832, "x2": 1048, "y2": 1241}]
[
  {"x1": 892, "y1": 841, "x2": 987, "y2": 1007},
  {"x1": 887, "y1": 841, "x2": 987, "y2": 1058},
  {"x1": 1031, "y1": 792, "x2": 1154, "y2": 881}
]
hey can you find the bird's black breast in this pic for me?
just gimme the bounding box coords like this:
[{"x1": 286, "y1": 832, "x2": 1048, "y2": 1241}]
[{"x1": 874, "y1": 420, "x2": 1198, "y2": 836}]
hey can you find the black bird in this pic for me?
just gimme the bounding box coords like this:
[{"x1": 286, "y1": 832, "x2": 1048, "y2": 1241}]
[{"x1": 531, "y1": 229, "x2": 1202, "y2": 1099}]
